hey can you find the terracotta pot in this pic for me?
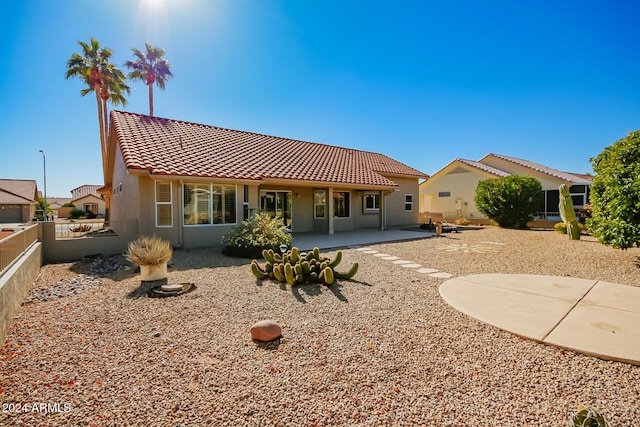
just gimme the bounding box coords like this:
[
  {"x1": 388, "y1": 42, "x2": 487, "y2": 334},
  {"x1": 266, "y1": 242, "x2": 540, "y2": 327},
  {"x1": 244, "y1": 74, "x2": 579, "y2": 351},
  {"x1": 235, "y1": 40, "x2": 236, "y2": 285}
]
[{"x1": 139, "y1": 262, "x2": 168, "y2": 281}]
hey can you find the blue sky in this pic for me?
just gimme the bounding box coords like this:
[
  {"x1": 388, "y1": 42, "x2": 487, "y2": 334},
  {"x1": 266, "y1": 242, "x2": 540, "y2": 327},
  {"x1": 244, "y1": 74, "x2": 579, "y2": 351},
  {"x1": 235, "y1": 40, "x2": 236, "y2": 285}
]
[{"x1": 1, "y1": 0, "x2": 639, "y2": 197}]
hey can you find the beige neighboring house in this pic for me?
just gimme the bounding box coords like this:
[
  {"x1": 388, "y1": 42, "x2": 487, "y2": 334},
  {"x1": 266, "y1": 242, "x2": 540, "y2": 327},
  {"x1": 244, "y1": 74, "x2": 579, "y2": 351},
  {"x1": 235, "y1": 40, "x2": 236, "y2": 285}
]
[
  {"x1": 419, "y1": 153, "x2": 592, "y2": 222},
  {"x1": 101, "y1": 110, "x2": 428, "y2": 248},
  {"x1": 47, "y1": 197, "x2": 73, "y2": 217},
  {"x1": 0, "y1": 179, "x2": 39, "y2": 223},
  {"x1": 69, "y1": 185, "x2": 106, "y2": 218}
]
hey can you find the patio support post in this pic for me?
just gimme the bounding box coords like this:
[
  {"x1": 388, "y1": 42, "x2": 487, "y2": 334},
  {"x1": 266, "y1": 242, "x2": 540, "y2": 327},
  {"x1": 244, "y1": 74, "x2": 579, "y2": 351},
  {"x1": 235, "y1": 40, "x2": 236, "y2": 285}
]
[{"x1": 328, "y1": 187, "x2": 334, "y2": 235}]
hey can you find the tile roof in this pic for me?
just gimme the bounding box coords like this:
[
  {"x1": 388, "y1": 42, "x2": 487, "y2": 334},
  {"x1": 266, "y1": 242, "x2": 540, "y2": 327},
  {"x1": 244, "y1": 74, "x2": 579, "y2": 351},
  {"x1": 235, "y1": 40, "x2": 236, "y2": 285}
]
[
  {"x1": 481, "y1": 153, "x2": 592, "y2": 184},
  {"x1": 0, "y1": 179, "x2": 38, "y2": 205},
  {"x1": 110, "y1": 111, "x2": 427, "y2": 188},
  {"x1": 71, "y1": 185, "x2": 103, "y2": 200},
  {"x1": 457, "y1": 159, "x2": 510, "y2": 177}
]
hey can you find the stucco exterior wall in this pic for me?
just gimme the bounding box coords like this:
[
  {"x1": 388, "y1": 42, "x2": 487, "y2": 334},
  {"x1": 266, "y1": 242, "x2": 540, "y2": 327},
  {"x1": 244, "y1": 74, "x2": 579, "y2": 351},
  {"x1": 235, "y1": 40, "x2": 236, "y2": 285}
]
[
  {"x1": 0, "y1": 242, "x2": 41, "y2": 346},
  {"x1": 110, "y1": 147, "x2": 142, "y2": 238},
  {"x1": 73, "y1": 194, "x2": 106, "y2": 217},
  {"x1": 420, "y1": 167, "x2": 491, "y2": 220},
  {"x1": 383, "y1": 177, "x2": 420, "y2": 227}
]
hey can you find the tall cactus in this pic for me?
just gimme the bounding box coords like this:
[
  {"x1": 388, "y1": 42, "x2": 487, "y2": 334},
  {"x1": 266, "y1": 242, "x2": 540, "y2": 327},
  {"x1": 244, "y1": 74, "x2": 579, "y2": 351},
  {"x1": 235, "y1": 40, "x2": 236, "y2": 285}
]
[{"x1": 559, "y1": 184, "x2": 581, "y2": 240}]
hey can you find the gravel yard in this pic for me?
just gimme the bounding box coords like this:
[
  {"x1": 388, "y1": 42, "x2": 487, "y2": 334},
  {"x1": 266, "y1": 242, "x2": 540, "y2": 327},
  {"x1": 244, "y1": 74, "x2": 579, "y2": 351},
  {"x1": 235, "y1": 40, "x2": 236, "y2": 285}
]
[{"x1": 1, "y1": 227, "x2": 639, "y2": 426}]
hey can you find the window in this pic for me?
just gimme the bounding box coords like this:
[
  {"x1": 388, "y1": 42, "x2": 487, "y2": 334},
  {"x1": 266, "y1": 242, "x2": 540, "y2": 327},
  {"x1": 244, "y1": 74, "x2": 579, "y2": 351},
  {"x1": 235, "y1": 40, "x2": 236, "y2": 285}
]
[
  {"x1": 404, "y1": 194, "x2": 413, "y2": 212},
  {"x1": 243, "y1": 186, "x2": 249, "y2": 220},
  {"x1": 314, "y1": 190, "x2": 326, "y2": 219},
  {"x1": 438, "y1": 191, "x2": 451, "y2": 197},
  {"x1": 364, "y1": 193, "x2": 379, "y2": 212},
  {"x1": 84, "y1": 203, "x2": 98, "y2": 215},
  {"x1": 155, "y1": 182, "x2": 172, "y2": 227},
  {"x1": 183, "y1": 183, "x2": 236, "y2": 225},
  {"x1": 333, "y1": 191, "x2": 350, "y2": 218}
]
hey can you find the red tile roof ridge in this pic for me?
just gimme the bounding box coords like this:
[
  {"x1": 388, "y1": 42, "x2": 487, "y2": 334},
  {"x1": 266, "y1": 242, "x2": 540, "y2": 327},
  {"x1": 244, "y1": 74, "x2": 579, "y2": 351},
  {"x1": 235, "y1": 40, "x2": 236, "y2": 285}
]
[{"x1": 109, "y1": 110, "x2": 427, "y2": 187}]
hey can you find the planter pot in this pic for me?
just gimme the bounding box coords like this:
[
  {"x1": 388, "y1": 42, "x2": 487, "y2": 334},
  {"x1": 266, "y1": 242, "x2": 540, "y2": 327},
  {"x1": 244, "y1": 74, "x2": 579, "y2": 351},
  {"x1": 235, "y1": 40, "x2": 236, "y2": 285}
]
[{"x1": 139, "y1": 262, "x2": 168, "y2": 281}]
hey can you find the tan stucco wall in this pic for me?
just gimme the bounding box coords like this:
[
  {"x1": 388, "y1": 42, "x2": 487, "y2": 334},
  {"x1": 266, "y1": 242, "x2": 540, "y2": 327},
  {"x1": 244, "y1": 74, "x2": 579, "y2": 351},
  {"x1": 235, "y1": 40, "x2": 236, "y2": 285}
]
[
  {"x1": 420, "y1": 166, "x2": 492, "y2": 220},
  {"x1": 110, "y1": 146, "x2": 142, "y2": 239},
  {"x1": 383, "y1": 177, "x2": 420, "y2": 227},
  {"x1": 0, "y1": 242, "x2": 41, "y2": 346},
  {"x1": 41, "y1": 222, "x2": 134, "y2": 263},
  {"x1": 73, "y1": 195, "x2": 106, "y2": 216}
]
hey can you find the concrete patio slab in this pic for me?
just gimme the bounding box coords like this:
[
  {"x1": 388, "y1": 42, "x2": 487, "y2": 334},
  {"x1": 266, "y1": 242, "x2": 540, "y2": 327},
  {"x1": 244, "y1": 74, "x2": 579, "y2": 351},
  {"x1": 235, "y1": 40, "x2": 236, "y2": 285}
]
[
  {"x1": 544, "y1": 304, "x2": 640, "y2": 365},
  {"x1": 440, "y1": 278, "x2": 576, "y2": 340},
  {"x1": 459, "y1": 273, "x2": 596, "y2": 301},
  {"x1": 439, "y1": 274, "x2": 640, "y2": 365},
  {"x1": 579, "y1": 281, "x2": 640, "y2": 314}
]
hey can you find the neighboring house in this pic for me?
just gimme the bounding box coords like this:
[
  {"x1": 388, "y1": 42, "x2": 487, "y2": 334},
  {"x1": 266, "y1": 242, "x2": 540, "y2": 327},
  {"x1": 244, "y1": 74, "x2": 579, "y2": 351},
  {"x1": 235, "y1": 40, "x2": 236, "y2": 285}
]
[
  {"x1": 0, "y1": 179, "x2": 39, "y2": 223},
  {"x1": 419, "y1": 153, "x2": 592, "y2": 221},
  {"x1": 47, "y1": 197, "x2": 73, "y2": 217},
  {"x1": 70, "y1": 185, "x2": 106, "y2": 217},
  {"x1": 103, "y1": 110, "x2": 428, "y2": 248}
]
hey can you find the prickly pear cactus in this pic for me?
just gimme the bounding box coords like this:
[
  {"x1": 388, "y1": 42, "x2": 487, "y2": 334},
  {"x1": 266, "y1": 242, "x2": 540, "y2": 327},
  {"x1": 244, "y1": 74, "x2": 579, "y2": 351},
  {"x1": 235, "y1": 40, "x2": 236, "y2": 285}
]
[
  {"x1": 250, "y1": 246, "x2": 358, "y2": 286},
  {"x1": 559, "y1": 184, "x2": 581, "y2": 240}
]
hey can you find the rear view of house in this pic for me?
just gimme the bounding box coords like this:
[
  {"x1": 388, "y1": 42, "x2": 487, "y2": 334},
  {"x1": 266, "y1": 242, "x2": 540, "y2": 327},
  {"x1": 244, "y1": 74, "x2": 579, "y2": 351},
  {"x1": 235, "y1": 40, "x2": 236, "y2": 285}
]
[{"x1": 103, "y1": 111, "x2": 428, "y2": 248}]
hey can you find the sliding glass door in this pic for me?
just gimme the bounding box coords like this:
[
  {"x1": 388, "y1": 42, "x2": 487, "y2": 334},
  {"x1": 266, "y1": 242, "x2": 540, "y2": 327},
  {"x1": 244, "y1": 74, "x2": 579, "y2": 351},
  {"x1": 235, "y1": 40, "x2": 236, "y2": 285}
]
[{"x1": 260, "y1": 191, "x2": 292, "y2": 228}]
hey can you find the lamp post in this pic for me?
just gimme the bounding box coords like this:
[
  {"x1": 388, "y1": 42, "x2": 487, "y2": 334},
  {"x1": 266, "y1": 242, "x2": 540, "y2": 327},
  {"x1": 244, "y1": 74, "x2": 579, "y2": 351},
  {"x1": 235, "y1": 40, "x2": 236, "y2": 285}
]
[{"x1": 38, "y1": 149, "x2": 47, "y2": 221}]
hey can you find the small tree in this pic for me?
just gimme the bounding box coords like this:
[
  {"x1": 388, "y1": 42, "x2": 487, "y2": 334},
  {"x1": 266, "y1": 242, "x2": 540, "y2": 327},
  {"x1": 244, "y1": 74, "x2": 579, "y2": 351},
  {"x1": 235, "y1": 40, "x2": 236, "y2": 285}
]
[
  {"x1": 587, "y1": 130, "x2": 640, "y2": 249},
  {"x1": 475, "y1": 175, "x2": 542, "y2": 228}
]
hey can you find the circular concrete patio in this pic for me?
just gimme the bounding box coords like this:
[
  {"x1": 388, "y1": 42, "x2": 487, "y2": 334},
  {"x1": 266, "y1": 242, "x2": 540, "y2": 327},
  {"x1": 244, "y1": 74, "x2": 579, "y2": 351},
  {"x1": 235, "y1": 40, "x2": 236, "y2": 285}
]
[{"x1": 439, "y1": 274, "x2": 640, "y2": 365}]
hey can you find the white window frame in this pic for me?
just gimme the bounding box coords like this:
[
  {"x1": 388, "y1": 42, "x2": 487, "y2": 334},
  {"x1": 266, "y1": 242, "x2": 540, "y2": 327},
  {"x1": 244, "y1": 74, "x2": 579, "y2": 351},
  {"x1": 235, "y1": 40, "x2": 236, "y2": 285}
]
[
  {"x1": 155, "y1": 181, "x2": 173, "y2": 228},
  {"x1": 183, "y1": 183, "x2": 237, "y2": 227},
  {"x1": 363, "y1": 192, "x2": 380, "y2": 213},
  {"x1": 314, "y1": 190, "x2": 326, "y2": 219}
]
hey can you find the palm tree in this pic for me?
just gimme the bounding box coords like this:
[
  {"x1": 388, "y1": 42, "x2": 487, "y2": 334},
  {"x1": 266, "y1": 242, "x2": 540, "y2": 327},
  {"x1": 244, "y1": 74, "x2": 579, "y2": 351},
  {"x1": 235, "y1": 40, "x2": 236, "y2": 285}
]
[
  {"x1": 125, "y1": 42, "x2": 173, "y2": 117},
  {"x1": 65, "y1": 38, "x2": 129, "y2": 170}
]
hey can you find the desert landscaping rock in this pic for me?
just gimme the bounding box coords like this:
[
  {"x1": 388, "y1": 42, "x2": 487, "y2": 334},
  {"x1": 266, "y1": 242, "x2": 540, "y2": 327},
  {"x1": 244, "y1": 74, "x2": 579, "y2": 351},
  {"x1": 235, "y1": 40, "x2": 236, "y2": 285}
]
[
  {"x1": 250, "y1": 320, "x2": 282, "y2": 342},
  {"x1": 2, "y1": 227, "x2": 640, "y2": 426}
]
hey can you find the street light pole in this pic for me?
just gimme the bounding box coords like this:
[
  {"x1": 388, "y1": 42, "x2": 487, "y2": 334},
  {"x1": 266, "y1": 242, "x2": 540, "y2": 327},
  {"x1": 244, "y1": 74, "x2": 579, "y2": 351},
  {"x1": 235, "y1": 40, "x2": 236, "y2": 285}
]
[{"x1": 38, "y1": 149, "x2": 47, "y2": 221}]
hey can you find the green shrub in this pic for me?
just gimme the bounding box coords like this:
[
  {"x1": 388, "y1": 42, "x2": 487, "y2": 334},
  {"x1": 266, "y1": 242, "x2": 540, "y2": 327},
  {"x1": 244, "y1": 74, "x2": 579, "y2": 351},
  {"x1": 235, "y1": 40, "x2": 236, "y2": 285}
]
[
  {"x1": 554, "y1": 222, "x2": 568, "y2": 234},
  {"x1": 222, "y1": 212, "x2": 292, "y2": 258},
  {"x1": 70, "y1": 208, "x2": 84, "y2": 219},
  {"x1": 62, "y1": 202, "x2": 76, "y2": 208},
  {"x1": 587, "y1": 130, "x2": 640, "y2": 249},
  {"x1": 474, "y1": 175, "x2": 542, "y2": 228}
]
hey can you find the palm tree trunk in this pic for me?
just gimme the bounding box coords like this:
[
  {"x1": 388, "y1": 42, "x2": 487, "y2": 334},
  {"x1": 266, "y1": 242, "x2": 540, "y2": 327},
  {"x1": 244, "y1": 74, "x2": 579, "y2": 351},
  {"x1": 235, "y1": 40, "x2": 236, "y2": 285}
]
[
  {"x1": 149, "y1": 83, "x2": 154, "y2": 117},
  {"x1": 102, "y1": 97, "x2": 109, "y2": 170},
  {"x1": 94, "y1": 85, "x2": 106, "y2": 163}
]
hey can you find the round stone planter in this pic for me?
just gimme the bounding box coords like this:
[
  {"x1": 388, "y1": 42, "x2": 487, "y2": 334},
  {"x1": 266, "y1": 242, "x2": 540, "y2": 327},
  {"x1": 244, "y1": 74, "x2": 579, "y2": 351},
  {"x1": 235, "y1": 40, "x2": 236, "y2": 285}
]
[{"x1": 139, "y1": 262, "x2": 168, "y2": 281}]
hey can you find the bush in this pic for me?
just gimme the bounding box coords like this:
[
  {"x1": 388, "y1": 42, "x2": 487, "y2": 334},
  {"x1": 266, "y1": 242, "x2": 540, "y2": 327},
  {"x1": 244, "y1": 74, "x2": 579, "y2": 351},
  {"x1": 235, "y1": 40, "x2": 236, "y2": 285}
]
[
  {"x1": 587, "y1": 130, "x2": 640, "y2": 249},
  {"x1": 554, "y1": 222, "x2": 567, "y2": 234},
  {"x1": 578, "y1": 204, "x2": 592, "y2": 225},
  {"x1": 222, "y1": 213, "x2": 292, "y2": 258},
  {"x1": 474, "y1": 175, "x2": 542, "y2": 228},
  {"x1": 62, "y1": 202, "x2": 75, "y2": 208},
  {"x1": 70, "y1": 208, "x2": 84, "y2": 219}
]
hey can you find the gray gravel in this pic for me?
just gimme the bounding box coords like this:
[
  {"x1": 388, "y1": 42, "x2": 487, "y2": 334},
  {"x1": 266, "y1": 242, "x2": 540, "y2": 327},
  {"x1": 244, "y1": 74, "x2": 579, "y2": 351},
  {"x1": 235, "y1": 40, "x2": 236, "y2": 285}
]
[{"x1": 1, "y1": 227, "x2": 639, "y2": 426}]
